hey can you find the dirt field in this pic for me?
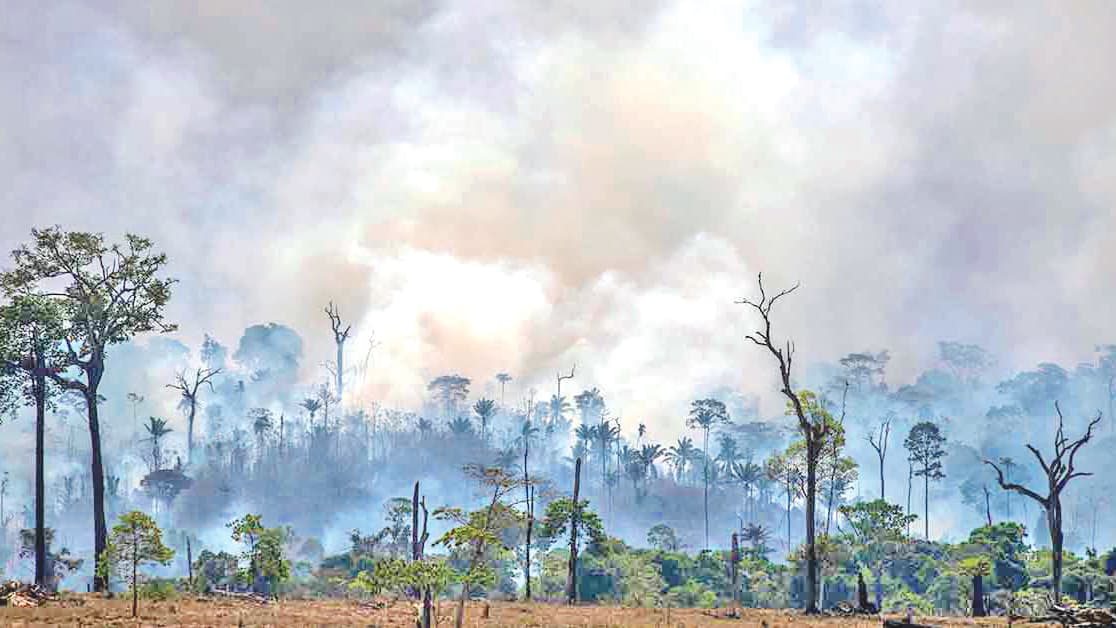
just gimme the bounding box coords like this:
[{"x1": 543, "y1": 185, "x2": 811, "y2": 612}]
[{"x1": 0, "y1": 597, "x2": 1058, "y2": 627}]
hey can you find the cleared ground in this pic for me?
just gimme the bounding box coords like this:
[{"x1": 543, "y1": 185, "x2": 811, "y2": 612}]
[{"x1": 0, "y1": 597, "x2": 1057, "y2": 627}]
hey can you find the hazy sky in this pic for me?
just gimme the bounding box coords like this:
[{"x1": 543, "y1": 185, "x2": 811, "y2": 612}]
[{"x1": 3, "y1": 2, "x2": 1115, "y2": 436}]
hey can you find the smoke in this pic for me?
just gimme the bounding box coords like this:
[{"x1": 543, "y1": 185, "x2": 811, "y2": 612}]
[{"x1": 3, "y1": 1, "x2": 1116, "y2": 440}]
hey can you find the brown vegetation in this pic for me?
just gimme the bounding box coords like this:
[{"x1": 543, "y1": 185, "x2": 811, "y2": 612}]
[{"x1": 0, "y1": 597, "x2": 1057, "y2": 627}]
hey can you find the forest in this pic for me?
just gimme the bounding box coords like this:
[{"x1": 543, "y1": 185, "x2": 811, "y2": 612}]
[{"x1": 0, "y1": 226, "x2": 1114, "y2": 627}]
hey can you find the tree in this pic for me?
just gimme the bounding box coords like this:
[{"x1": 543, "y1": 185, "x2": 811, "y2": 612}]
[
  {"x1": 666, "y1": 437, "x2": 697, "y2": 484},
  {"x1": 0, "y1": 227, "x2": 177, "y2": 591},
  {"x1": 18, "y1": 527, "x2": 83, "y2": 591},
  {"x1": 647, "y1": 524, "x2": 681, "y2": 552},
  {"x1": 249, "y1": 408, "x2": 273, "y2": 460},
  {"x1": 938, "y1": 341, "x2": 992, "y2": 388},
  {"x1": 904, "y1": 421, "x2": 946, "y2": 540},
  {"x1": 324, "y1": 301, "x2": 352, "y2": 408},
  {"x1": 839, "y1": 351, "x2": 890, "y2": 392},
  {"x1": 764, "y1": 449, "x2": 800, "y2": 553},
  {"x1": 738, "y1": 273, "x2": 826, "y2": 613},
  {"x1": 0, "y1": 295, "x2": 65, "y2": 588},
  {"x1": 228, "y1": 514, "x2": 291, "y2": 596},
  {"x1": 473, "y1": 398, "x2": 496, "y2": 443},
  {"x1": 867, "y1": 413, "x2": 893, "y2": 501},
  {"x1": 985, "y1": 402, "x2": 1101, "y2": 601},
  {"x1": 839, "y1": 499, "x2": 916, "y2": 609},
  {"x1": 495, "y1": 372, "x2": 512, "y2": 407},
  {"x1": 166, "y1": 366, "x2": 221, "y2": 464},
  {"x1": 686, "y1": 398, "x2": 729, "y2": 550},
  {"x1": 143, "y1": 417, "x2": 173, "y2": 472},
  {"x1": 101, "y1": 511, "x2": 174, "y2": 617},
  {"x1": 428, "y1": 375, "x2": 471, "y2": 420},
  {"x1": 434, "y1": 465, "x2": 525, "y2": 628}
]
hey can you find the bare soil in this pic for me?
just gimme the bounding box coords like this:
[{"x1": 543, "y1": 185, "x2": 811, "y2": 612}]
[{"x1": 0, "y1": 596, "x2": 1057, "y2": 627}]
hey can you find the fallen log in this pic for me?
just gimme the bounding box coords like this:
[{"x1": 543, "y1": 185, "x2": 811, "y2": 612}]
[{"x1": 883, "y1": 620, "x2": 940, "y2": 628}]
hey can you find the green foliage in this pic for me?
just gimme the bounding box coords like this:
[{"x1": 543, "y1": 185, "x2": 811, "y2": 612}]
[
  {"x1": 227, "y1": 514, "x2": 291, "y2": 594},
  {"x1": 646, "y1": 524, "x2": 680, "y2": 552},
  {"x1": 666, "y1": 579, "x2": 718, "y2": 608},
  {"x1": 882, "y1": 588, "x2": 934, "y2": 615},
  {"x1": 100, "y1": 511, "x2": 175, "y2": 595},
  {"x1": 138, "y1": 578, "x2": 180, "y2": 600},
  {"x1": 537, "y1": 497, "x2": 605, "y2": 553}
]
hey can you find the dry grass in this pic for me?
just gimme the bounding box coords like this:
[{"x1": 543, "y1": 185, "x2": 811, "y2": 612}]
[{"x1": 0, "y1": 596, "x2": 1058, "y2": 627}]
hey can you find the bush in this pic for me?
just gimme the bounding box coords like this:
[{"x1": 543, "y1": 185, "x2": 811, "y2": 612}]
[
  {"x1": 139, "y1": 578, "x2": 180, "y2": 601},
  {"x1": 882, "y1": 588, "x2": 933, "y2": 615}
]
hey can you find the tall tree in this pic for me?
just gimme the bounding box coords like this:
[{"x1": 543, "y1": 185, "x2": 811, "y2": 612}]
[
  {"x1": 495, "y1": 372, "x2": 512, "y2": 407},
  {"x1": 324, "y1": 301, "x2": 352, "y2": 408},
  {"x1": 0, "y1": 227, "x2": 176, "y2": 591},
  {"x1": 738, "y1": 273, "x2": 826, "y2": 613},
  {"x1": 904, "y1": 421, "x2": 946, "y2": 540},
  {"x1": 867, "y1": 413, "x2": 893, "y2": 501},
  {"x1": 985, "y1": 402, "x2": 1101, "y2": 601},
  {"x1": 427, "y1": 375, "x2": 471, "y2": 420},
  {"x1": 143, "y1": 417, "x2": 173, "y2": 472},
  {"x1": 166, "y1": 366, "x2": 221, "y2": 464},
  {"x1": 0, "y1": 295, "x2": 65, "y2": 588},
  {"x1": 666, "y1": 437, "x2": 697, "y2": 484},
  {"x1": 686, "y1": 398, "x2": 729, "y2": 550}
]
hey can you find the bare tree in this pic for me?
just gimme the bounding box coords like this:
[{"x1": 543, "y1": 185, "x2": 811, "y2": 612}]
[
  {"x1": 557, "y1": 364, "x2": 575, "y2": 398},
  {"x1": 867, "y1": 413, "x2": 892, "y2": 501},
  {"x1": 325, "y1": 301, "x2": 352, "y2": 408},
  {"x1": 166, "y1": 367, "x2": 221, "y2": 464},
  {"x1": 985, "y1": 402, "x2": 1101, "y2": 601},
  {"x1": 737, "y1": 272, "x2": 826, "y2": 614}
]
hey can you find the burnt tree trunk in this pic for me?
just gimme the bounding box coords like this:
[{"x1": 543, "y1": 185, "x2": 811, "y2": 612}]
[
  {"x1": 566, "y1": 458, "x2": 582, "y2": 605},
  {"x1": 972, "y1": 574, "x2": 986, "y2": 616}
]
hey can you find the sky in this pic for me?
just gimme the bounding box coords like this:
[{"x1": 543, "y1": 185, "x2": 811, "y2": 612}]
[{"x1": 2, "y1": 1, "x2": 1115, "y2": 440}]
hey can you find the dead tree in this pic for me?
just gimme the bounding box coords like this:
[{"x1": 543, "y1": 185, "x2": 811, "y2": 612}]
[
  {"x1": 557, "y1": 364, "x2": 575, "y2": 398},
  {"x1": 730, "y1": 533, "x2": 741, "y2": 616},
  {"x1": 985, "y1": 402, "x2": 1102, "y2": 601},
  {"x1": 523, "y1": 433, "x2": 535, "y2": 600},
  {"x1": 566, "y1": 457, "x2": 582, "y2": 605},
  {"x1": 867, "y1": 413, "x2": 892, "y2": 501},
  {"x1": 738, "y1": 273, "x2": 826, "y2": 614},
  {"x1": 167, "y1": 367, "x2": 222, "y2": 464},
  {"x1": 325, "y1": 301, "x2": 352, "y2": 407},
  {"x1": 411, "y1": 480, "x2": 431, "y2": 628}
]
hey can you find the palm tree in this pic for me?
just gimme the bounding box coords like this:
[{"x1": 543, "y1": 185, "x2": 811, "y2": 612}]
[
  {"x1": 416, "y1": 417, "x2": 433, "y2": 439},
  {"x1": 447, "y1": 416, "x2": 474, "y2": 437},
  {"x1": 546, "y1": 394, "x2": 571, "y2": 426},
  {"x1": 741, "y1": 523, "x2": 771, "y2": 559},
  {"x1": 666, "y1": 437, "x2": 697, "y2": 484},
  {"x1": 715, "y1": 434, "x2": 742, "y2": 473},
  {"x1": 574, "y1": 424, "x2": 596, "y2": 460},
  {"x1": 301, "y1": 398, "x2": 322, "y2": 424},
  {"x1": 637, "y1": 423, "x2": 647, "y2": 445},
  {"x1": 250, "y1": 408, "x2": 272, "y2": 460},
  {"x1": 594, "y1": 421, "x2": 619, "y2": 495},
  {"x1": 573, "y1": 388, "x2": 606, "y2": 424},
  {"x1": 731, "y1": 460, "x2": 763, "y2": 523},
  {"x1": 143, "y1": 417, "x2": 173, "y2": 471},
  {"x1": 473, "y1": 398, "x2": 497, "y2": 443},
  {"x1": 495, "y1": 373, "x2": 513, "y2": 407},
  {"x1": 687, "y1": 398, "x2": 730, "y2": 550},
  {"x1": 636, "y1": 443, "x2": 664, "y2": 500}
]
